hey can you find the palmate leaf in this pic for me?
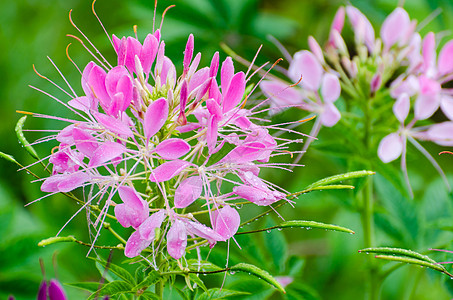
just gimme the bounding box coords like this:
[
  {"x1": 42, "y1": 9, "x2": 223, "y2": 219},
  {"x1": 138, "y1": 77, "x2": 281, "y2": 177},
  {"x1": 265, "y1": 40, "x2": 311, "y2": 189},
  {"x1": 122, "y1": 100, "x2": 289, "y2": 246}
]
[
  {"x1": 237, "y1": 220, "x2": 355, "y2": 235},
  {"x1": 359, "y1": 247, "x2": 453, "y2": 277},
  {"x1": 229, "y1": 263, "x2": 285, "y2": 294},
  {"x1": 91, "y1": 258, "x2": 136, "y2": 285},
  {"x1": 196, "y1": 288, "x2": 249, "y2": 300},
  {"x1": 87, "y1": 280, "x2": 134, "y2": 300}
]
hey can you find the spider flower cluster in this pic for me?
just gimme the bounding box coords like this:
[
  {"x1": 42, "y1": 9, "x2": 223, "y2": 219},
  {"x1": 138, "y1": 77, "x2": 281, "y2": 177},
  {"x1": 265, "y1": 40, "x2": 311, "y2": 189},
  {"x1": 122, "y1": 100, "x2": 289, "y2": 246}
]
[
  {"x1": 261, "y1": 6, "x2": 453, "y2": 191},
  {"x1": 36, "y1": 23, "x2": 300, "y2": 262}
]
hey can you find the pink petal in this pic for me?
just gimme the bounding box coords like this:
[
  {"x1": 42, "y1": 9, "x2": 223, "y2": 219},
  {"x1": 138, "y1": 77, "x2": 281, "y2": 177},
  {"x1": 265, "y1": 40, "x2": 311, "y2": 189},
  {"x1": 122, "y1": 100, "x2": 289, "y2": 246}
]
[
  {"x1": 48, "y1": 279, "x2": 67, "y2": 300},
  {"x1": 155, "y1": 138, "x2": 191, "y2": 160},
  {"x1": 140, "y1": 34, "x2": 159, "y2": 75},
  {"x1": 125, "y1": 37, "x2": 142, "y2": 73},
  {"x1": 144, "y1": 98, "x2": 168, "y2": 140},
  {"x1": 183, "y1": 34, "x2": 194, "y2": 75},
  {"x1": 441, "y1": 95, "x2": 453, "y2": 120},
  {"x1": 160, "y1": 57, "x2": 177, "y2": 87},
  {"x1": 207, "y1": 114, "x2": 220, "y2": 155},
  {"x1": 260, "y1": 80, "x2": 302, "y2": 107},
  {"x1": 346, "y1": 6, "x2": 375, "y2": 50},
  {"x1": 422, "y1": 32, "x2": 436, "y2": 76},
  {"x1": 427, "y1": 122, "x2": 453, "y2": 146},
  {"x1": 233, "y1": 185, "x2": 279, "y2": 206},
  {"x1": 88, "y1": 65, "x2": 109, "y2": 103},
  {"x1": 219, "y1": 142, "x2": 267, "y2": 163},
  {"x1": 167, "y1": 220, "x2": 187, "y2": 259},
  {"x1": 185, "y1": 220, "x2": 223, "y2": 246},
  {"x1": 393, "y1": 93, "x2": 410, "y2": 123},
  {"x1": 213, "y1": 206, "x2": 240, "y2": 241},
  {"x1": 381, "y1": 7, "x2": 410, "y2": 49},
  {"x1": 188, "y1": 52, "x2": 201, "y2": 78},
  {"x1": 377, "y1": 133, "x2": 403, "y2": 163},
  {"x1": 330, "y1": 7, "x2": 345, "y2": 34},
  {"x1": 174, "y1": 176, "x2": 203, "y2": 208},
  {"x1": 370, "y1": 73, "x2": 381, "y2": 93},
  {"x1": 221, "y1": 57, "x2": 234, "y2": 93},
  {"x1": 320, "y1": 102, "x2": 341, "y2": 127},
  {"x1": 438, "y1": 40, "x2": 453, "y2": 76},
  {"x1": 308, "y1": 36, "x2": 325, "y2": 64},
  {"x1": 124, "y1": 230, "x2": 152, "y2": 258},
  {"x1": 222, "y1": 72, "x2": 246, "y2": 113},
  {"x1": 414, "y1": 75, "x2": 441, "y2": 120},
  {"x1": 208, "y1": 77, "x2": 222, "y2": 104},
  {"x1": 88, "y1": 141, "x2": 126, "y2": 167},
  {"x1": 93, "y1": 112, "x2": 133, "y2": 137},
  {"x1": 149, "y1": 160, "x2": 191, "y2": 182},
  {"x1": 115, "y1": 186, "x2": 148, "y2": 229},
  {"x1": 321, "y1": 73, "x2": 341, "y2": 103},
  {"x1": 188, "y1": 67, "x2": 210, "y2": 95},
  {"x1": 72, "y1": 127, "x2": 98, "y2": 157},
  {"x1": 288, "y1": 50, "x2": 322, "y2": 91},
  {"x1": 57, "y1": 172, "x2": 90, "y2": 193},
  {"x1": 139, "y1": 210, "x2": 167, "y2": 240},
  {"x1": 209, "y1": 51, "x2": 220, "y2": 77},
  {"x1": 68, "y1": 96, "x2": 91, "y2": 113}
]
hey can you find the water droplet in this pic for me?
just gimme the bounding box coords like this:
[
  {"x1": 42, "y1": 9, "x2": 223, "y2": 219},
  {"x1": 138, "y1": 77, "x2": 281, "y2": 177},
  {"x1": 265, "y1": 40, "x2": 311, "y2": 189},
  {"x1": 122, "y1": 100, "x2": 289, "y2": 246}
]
[
  {"x1": 229, "y1": 271, "x2": 236, "y2": 275},
  {"x1": 277, "y1": 228, "x2": 282, "y2": 231},
  {"x1": 266, "y1": 230, "x2": 271, "y2": 233}
]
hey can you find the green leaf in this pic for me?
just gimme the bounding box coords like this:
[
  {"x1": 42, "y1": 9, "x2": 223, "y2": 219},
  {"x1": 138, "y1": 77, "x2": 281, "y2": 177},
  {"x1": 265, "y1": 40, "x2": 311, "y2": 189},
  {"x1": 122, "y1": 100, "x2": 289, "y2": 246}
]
[
  {"x1": 90, "y1": 258, "x2": 136, "y2": 285},
  {"x1": 15, "y1": 115, "x2": 39, "y2": 160},
  {"x1": 138, "y1": 291, "x2": 160, "y2": 300},
  {"x1": 37, "y1": 236, "x2": 76, "y2": 247},
  {"x1": 65, "y1": 282, "x2": 100, "y2": 293},
  {"x1": 229, "y1": 263, "x2": 285, "y2": 293},
  {"x1": 305, "y1": 170, "x2": 375, "y2": 189},
  {"x1": 263, "y1": 218, "x2": 287, "y2": 273},
  {"x1": 237, "y1": 220, "x2": 355, "y2": 235},
  {"x1": 373, "y1": 255, "x2": 451, "y2": 276},
  {"x1": 133, "y1": 271, "x2": 161, "y2": 292},
  {"x1": 359, "y1": 247, "x2": 437, "y2": 264},
  {"x1": 87, "y1": 281, "x2": 133, "y2": 300},
  {"x1": 188, "y1": 273, "x2": 208, "y2": 293},
  {"x1": 196, "y1": 288, "x2": 249, "y2": 300},
  {"x1": 0, "y1": 151, "x2": 19, "y2": 164},
  {"x1": 187, "y1": 259, "x2": 222, "y2": 272}
]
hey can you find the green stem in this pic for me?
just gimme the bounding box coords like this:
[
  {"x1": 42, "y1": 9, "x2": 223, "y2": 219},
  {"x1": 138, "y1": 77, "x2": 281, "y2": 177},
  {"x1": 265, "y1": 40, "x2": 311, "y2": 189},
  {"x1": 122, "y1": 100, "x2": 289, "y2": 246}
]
[
  {"x1": 155, "y1": 251, "x2": 164, "y2": 298},
  {"x1": 361, "y1": 96, "x2": 380, "y2": 300}
]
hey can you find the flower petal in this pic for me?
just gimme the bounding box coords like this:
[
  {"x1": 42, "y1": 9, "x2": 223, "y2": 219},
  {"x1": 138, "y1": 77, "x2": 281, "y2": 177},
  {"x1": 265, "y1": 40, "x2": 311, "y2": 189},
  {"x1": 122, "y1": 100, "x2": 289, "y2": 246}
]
[
  {"x1": 144, "y1": 98, "x2": 168, "y2": 140},
  {"x1": 438, "y1": 40, "x2": 453, "y2": 76},
  {"x1": 167, "y1": 220, "x2": 187, "y2": 259},
  {"x1": 427, "y1": 122, "x2": 453, "y2": 146},
  {"x1": 139, "y1": 210, "x2": 167, "y2": 240},
  {"x1": 414, "y1": 75, "x2": 441, "y2": 120},
  {"x1": 441, "y1": 95, "x2": 453, "y2": 121},
  {"x1": 174, "y1": 176, "x2": 203, "y2": 208},
  {"x1": 381, "y1": 7, "x2": 410, "y2": 49},
  {"x1": 260, "y1": 80, "x2": 303, "y2": 107},
  {"x1": 149, "y1": 160, "x2": 191, "y2": 182},
  {"x1": 377, "y1": 133, "x2": 403, "y2": 163},
  {"x1": 393, "y1": 93, "x2": 410, "y2": 123},
  {"x1": 155, "y1": 138, "x2": 190, "y2": 160},
  {"x1": 124, "y1": 230, "x2": 152, "y2": 258},
  {"x1": 213, "y1": 206, "x2": 240, "y2": 241},
  {"x1": 222, "y1": 72, "x2": 246, "y2": 113},
  {"x1": 88, "y1": 141, "x2": 126, "y2": 167},
  {"x1": 48, "y1": 279, "x2": 67, "y2": 300},
  {"x1": 93, "y1": 112, "x2": 133, "y2": 137},
  {"x1": 321, "y1": 73, "x2": 341, "y2": 103},
  {"x1": 288, "y1": 50, "x2": 322, "y2": 91},
  {"x1": 221, "y1": 57, "x2": 234, "y2": 93},
  {"x1": 320, "y1": 102, "x2": 341, "y2": 127}
]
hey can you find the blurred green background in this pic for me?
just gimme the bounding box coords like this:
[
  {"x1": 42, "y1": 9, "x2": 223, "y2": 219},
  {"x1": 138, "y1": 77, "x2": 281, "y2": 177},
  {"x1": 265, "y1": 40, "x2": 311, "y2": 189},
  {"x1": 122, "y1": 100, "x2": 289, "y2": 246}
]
[{"x1": 2, "y1": 0, "x2": 453, "y2": 299}]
